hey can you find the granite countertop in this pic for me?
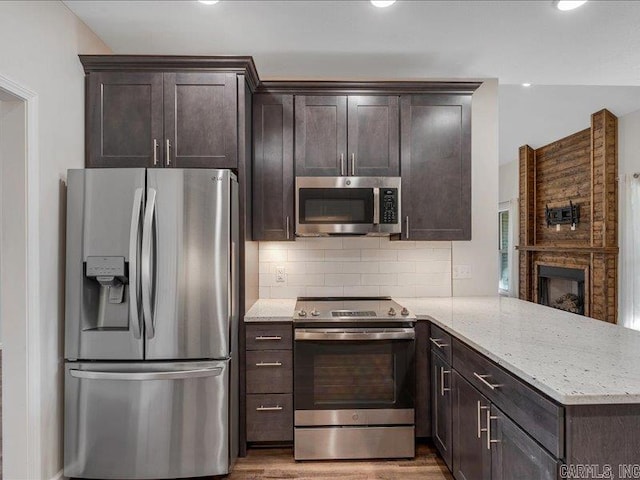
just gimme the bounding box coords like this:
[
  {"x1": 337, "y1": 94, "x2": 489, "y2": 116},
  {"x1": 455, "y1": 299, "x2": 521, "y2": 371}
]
[
  {"x1": 397, "y1": 296, "x2": 640, "y2": 406},
  {"x1": 244, "y1": 299, "x2": 297, "y2": 323},
  {"x1": 244, "y1": 296, "x2": 640, "y2": 405}
]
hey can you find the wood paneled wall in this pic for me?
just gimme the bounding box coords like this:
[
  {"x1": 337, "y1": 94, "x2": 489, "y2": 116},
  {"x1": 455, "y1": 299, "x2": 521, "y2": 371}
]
[{"x1": 518, "y1": 110, "x2": 619, "y2": 324}]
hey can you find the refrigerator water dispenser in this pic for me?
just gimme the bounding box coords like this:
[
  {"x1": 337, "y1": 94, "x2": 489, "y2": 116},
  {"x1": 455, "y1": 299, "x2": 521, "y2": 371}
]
[{"x1": 84, "y1": 256, "x2": 129, "y2": 330}]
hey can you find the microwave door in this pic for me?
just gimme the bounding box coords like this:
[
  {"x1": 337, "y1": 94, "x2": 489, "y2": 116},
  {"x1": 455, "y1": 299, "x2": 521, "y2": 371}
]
[{"x1": 296, "y1": 187, "x2": 374, "y2": 235}]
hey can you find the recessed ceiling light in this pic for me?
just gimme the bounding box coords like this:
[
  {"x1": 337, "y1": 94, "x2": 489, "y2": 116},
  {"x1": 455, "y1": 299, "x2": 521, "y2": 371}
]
[
  {"x1": 522, "y1": 83, "x2": 532, "y2": 87},
  {"x1": 554, "y1": 0, "x2": 587, "y2": 11},
  {"x1": 199, "y1": 0, "x2": 220, "y2": 5},
  {"x1": 371, "y1": 0, "x2": 396, "y2": 8}
]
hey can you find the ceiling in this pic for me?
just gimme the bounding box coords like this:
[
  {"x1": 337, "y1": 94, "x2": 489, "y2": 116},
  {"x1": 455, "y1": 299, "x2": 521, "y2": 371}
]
[{"x1": 64, "y1": 0, "x2": 640, "y2": 164}]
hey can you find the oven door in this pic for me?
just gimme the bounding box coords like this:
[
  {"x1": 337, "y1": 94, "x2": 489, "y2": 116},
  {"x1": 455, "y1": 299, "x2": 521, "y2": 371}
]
[{"x1": 294, "y1": 328, "x2": 415, "y2": 426}]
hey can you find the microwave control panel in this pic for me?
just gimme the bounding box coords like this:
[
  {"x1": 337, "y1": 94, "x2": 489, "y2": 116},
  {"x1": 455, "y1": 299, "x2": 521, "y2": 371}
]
[{"x1": 380, "y1": 188, "x2": 399, "y2": 224}]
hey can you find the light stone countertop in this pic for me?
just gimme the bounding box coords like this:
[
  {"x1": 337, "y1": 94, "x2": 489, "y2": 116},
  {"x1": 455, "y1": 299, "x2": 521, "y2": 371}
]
[
  {"x1": 244, "y1": 298, "x2": 297, "y2": 323},
  {"x1": 397, "y1": 296, "x2": 640, "y2": 406},
  {"x1": 244, "y1": 296, "x2": 640, "y2": 405}
]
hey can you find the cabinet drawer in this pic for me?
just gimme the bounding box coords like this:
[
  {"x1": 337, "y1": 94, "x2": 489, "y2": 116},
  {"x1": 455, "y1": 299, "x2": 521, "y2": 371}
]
[
  {"x1": 246, "y1": 350, "x2": 293, "y2": 394},
  {"x1": 453, "y1": 339, "x2": 564, "y2": 458},
  {"x1": 246, "y1": 323, "x2": 292, "y2": 351},
  {"x1": 246, "y1": 394, "x2": 293, "y2": 443},
  {"x1": 429, "y1": 324, "x2": 452, "y2": 364}
]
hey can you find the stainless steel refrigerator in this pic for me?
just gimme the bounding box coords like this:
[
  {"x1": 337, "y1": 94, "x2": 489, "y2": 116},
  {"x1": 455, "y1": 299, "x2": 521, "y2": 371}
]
[{"x1": 63, "y1": 168, "x2": 239, "y2": 479}]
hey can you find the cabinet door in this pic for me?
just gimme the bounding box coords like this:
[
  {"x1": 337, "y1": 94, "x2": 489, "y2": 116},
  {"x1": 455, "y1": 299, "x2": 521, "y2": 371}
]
[
  {"x1": 295, "y1": 95, "x2": 347, "y2": 176},
  {"x1": 431, "y1": 351, "x2": 453, "y2": 470},
  {"x1": 87, "y1": 72, "x2": 163, "y2": 168},
  {"x1": 491, "y1": 405, "x2": 558, "y2": 480},
  {"x1": 347, "y1": 96, "x2": 399, "y2": 176},
  {"x1": 253, "y1": 94, "x2": 294, "y2": 241},
  {"x1": 452, "y1": 371, "x2": 491, "y2": 480},
  {"x1": 400, "y1": 94, "x2": 471, "y2": 240},
  {"x1": 163, "y1": 72, "x2": 237, "y2": 168}
]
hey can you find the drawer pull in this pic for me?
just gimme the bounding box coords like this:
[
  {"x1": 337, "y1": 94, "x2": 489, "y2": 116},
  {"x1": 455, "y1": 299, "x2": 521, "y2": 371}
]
[
  {"x1": 440, "y1": 367, "x2": 451, "y2": 396},
  {"x1": 256, "y1": 405, "x2": 283, "y2": 412},
  {"x1": 255, "y1": 336, "x2": 282, "y2": 341},
  {"x1": 429, "y1": 337, "x2": 449, "y2": 349},
  {"x1": 486, "y1": 409, "x2": 500, "y2": 450},
  {"x1": 256, "y1": 361, "x2": 282, "y2": 367},
  {"x1": 473, "y1": 372, "x2": 502, "y2": 390}
]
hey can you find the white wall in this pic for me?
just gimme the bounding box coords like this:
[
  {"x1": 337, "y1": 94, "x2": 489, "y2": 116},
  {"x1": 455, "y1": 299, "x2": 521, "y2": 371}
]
[
  {"x1": 499, "y1": 160, "x2": 519, "y2": 204},
  {"x1": 452, "y1": 79, "x2": 499, "y2": 296},
  {"x1": 0, "y1": 2, "x2": 110, "y2": 478},
  {"x1": 259, "y1": 238, "x2": 452, "y2": 298},
  {"x1": 619, "y1": 108, "x2": 640, "y2": 177}
]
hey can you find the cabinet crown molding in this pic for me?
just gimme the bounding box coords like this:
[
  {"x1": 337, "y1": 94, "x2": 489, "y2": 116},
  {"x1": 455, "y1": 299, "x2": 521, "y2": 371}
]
[{"x1": 79, "y1": 54, "x2": 261, "y2": 92}]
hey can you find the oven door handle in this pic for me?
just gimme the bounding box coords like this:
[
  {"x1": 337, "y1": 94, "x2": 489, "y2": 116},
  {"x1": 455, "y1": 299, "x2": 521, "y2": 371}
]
[{"x1": 294, "y1": 329, "x2": 415, "y2": 341}]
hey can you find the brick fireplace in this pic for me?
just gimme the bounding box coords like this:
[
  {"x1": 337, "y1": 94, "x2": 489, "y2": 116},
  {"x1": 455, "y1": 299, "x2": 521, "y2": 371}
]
[{"x1": 518, "y1": 110, "x2": 618, "y2": 323}]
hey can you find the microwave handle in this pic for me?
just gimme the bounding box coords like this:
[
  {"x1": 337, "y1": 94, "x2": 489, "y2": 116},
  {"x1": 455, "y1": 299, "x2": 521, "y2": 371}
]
[{"x1": 373, "y1": 188, "x2": 380, "y2": 225}]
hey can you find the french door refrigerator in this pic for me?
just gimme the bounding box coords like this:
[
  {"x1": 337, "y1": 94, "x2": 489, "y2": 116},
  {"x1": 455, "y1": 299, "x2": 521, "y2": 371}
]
[{"x1": 63, "y1": 168, "x2": 239, "y2": 479}]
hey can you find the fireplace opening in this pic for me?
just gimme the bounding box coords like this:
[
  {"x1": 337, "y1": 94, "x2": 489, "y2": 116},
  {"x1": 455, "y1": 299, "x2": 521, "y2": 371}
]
[{"x1": 538, "y1": 265, "x2": 585, "y2": 315}]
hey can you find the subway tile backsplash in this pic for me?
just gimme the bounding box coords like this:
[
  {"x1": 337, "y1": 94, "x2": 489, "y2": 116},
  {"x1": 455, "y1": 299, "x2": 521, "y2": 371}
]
[{"x1": 258, "y1": 238, "x2": 452, "y2": 298}]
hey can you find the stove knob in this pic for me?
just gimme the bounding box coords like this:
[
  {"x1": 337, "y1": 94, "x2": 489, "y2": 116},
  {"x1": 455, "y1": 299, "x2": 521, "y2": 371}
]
[
  {"x1": 298, "y1": 310, "x2": 307, "y2": 317},
  {"x1": 388, "y1": 307, "x2": 396, "y2": 316},
  {"x1": 311, "y1": 309, "x2": 320, "y2": 317},
  {"x1": 401, "y1": 307, "x2": 410, "y2": 316}
]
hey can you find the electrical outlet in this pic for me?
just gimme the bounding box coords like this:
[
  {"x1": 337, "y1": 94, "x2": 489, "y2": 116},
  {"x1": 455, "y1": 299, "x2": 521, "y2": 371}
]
[
  {"x1": 453, "y1": 264, "x2": 472, "y2": 279},
  {"x1": 275, "y1": 266, "x2": 286, "y2": 283}
]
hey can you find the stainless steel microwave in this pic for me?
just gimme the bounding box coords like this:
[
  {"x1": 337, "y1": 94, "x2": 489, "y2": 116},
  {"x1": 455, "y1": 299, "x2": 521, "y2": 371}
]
[{"x1": 295, "y1": 176, "x2": 401, "y2": 236}]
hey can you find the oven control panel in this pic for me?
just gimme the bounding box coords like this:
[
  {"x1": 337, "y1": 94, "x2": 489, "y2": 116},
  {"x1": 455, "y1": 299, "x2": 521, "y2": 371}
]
[{"x1": 380, "y1": 188, "x2": 398, "y2": 224}]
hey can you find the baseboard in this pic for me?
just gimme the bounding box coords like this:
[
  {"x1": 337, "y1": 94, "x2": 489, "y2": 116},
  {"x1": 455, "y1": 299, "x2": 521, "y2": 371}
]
[{"x1": 49, "y1": 470, "x2": 65, "y2": 480}]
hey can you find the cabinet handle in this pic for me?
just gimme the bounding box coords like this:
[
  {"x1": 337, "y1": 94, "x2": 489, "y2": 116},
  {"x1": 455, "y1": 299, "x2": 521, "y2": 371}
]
[
  {"x1": 256, "y1": 361, "x2": 282, "y2": 367},
  {"x1": 286, "y1": 216, "x2": 290, "y2": 239},
  {"x1": 340, "y1": 153, "x2": 345, "y2": 176},
  {"x1": 256, "y1": 405, "x2": 283, "y2": 412},
  {"x1": 473, "y1": 372, "x2": 502, "y2": 390},
  {"x1": 255, "y1": 336, "x2": 282, "y2": 341},
  {"x1": 153, "y1": 139, "x2": 158, "y2": 166},
  {"x1": 166, "y1": 139, "x2": 171, "y2": 166},
  {"x1": 477, "y1": 401, "x2": 489, "y2": 439},
  {"x1": 440, "y1": 367, "x2": 451, "y2": 396},
  {"x1": 429, "y1": 337, "x2": 448, "y2": 349},
  {"x1": 351, "y1": 153, "x2": 355, "y2": 176},
  {"x1": 486, "y1": 409, "x2": 500, "y2": 450},
  {"x1": 406, "y1": 216, "x2": 410, "y2": 239}
]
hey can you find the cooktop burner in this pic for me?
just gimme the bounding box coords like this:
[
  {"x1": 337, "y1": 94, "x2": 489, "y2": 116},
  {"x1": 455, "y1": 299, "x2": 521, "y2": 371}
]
[{"x1": 294, "y1": 296, "x2": 415, "y2": 323}]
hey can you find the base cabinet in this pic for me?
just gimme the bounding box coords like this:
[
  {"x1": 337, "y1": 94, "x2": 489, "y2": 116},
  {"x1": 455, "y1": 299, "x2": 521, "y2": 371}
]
[
  {"x1": 490, "y1": 405, "x2": 558, "y2": 480},
  {"x1": 431, "y1": 351, "x2": 453, "y2": 470},
  {"x1": 424, "y1": 322, "x2": 560, "y2": 480},
  {"x1": 452, "y1": 371, "x2": 491, "y2": 480}
]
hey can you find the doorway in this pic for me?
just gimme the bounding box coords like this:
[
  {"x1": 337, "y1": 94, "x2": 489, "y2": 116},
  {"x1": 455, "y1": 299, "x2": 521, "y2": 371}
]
[{"x1": 0, "y1": 74, "x2": 41, "y2": 480}]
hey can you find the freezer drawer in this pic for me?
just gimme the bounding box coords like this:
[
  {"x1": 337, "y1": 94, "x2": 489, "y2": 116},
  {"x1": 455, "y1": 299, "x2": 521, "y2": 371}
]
[{"x1": 64, "y1": 360, "x2": 230, "y2": 479}]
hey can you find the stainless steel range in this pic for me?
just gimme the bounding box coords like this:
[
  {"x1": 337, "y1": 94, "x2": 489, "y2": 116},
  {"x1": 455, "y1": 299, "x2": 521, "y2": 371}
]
[{"x1": 293, "y1": 297, "x2": 416, "y2": 460}]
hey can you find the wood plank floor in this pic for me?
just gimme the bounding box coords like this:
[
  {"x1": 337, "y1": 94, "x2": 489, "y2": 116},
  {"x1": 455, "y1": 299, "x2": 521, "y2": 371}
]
[{"x1": 228, "y1": 444, "x2": 453, "y2": 480}]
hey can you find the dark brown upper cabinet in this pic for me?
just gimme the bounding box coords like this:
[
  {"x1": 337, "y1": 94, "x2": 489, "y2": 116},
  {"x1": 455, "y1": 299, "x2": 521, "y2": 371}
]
[
  {"x1": 400, "y1": 94, "x2": 472, "y2": 241},
  {"x1": 163, "y1": 73, "x2": 237, "y2": 168},
  {"x1": 294, "y1": 95, "x2": 347, "y2": 176},
  {"x1": 82, "y1": 55, "x2": 260, "y2": 169},
  {"x1": 347, "y1": 96, "x2": 399, "y2": 176},
  {"x1": 87, "y1": 72, "x2": 164, "y2": 168},
  {"x1": 253, "y1": 94, "x2": 295, "y2": 241}
]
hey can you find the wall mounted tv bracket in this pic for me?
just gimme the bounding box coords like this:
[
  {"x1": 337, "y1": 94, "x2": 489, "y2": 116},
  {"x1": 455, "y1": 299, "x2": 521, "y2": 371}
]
[{"x1": 545, "y1": 201, "x2": 580, "y2": 231}]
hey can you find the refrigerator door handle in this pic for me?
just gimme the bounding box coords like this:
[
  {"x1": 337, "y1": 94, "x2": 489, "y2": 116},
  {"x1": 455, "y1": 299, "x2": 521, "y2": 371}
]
[
  {"x1": 69, "y1": 367, "x2": 223, "y2": 381},
  {"x1": 128, "y1": 188, "x2": 144, "y2": 340},
  {"x1": 142, "y1": 187, "x2": 157, "y2": 339}
]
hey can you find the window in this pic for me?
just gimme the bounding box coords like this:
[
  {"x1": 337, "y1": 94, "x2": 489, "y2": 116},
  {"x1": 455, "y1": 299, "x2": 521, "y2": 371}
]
[{"x1": 499, "y1": 209, "x2": 510, "y2": 294}]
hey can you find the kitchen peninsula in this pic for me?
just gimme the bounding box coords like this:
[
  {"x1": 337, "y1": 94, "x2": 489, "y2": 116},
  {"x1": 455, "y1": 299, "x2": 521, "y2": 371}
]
[{"x1": 246, "y1": 296, "x2": 640, "y2": 478}]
